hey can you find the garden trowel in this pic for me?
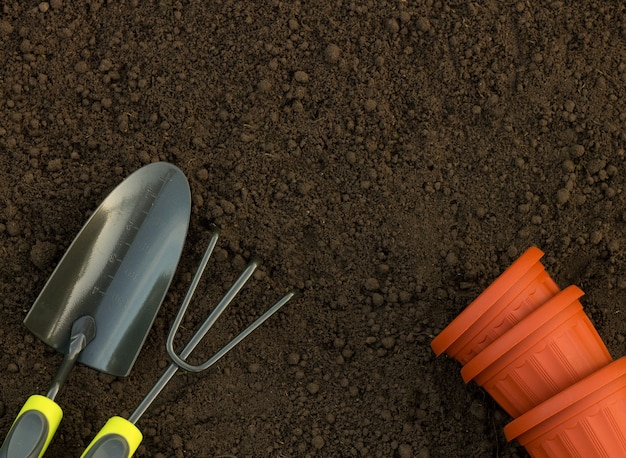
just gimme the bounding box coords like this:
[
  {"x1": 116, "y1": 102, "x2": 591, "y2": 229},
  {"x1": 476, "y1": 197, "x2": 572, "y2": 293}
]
[{"x1": 0, "y1": 162, "x2": 191, "y2": 457}]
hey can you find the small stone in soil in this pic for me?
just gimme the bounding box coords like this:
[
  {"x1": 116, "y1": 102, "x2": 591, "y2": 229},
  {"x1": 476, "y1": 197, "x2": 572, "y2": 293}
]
[
  {"x1": 0, "y1": 21, "x2": 14, "y2": 35},
  {"x1": 30, "y1": 241, "x2": 57, "y2": 269},
  {"x1": 381, "y1": 336, "x2": 396, "y2": 349},
  {"x1": 6, "y1": 221, "x2": 20, "y2": 236},
  {"x1": 385, "y1": 18, "x2": 399, "y2": 34},
  {"x1": 74, "y1": 61, "x2": 89, "y2": 73},
  {"x1": 196, "y1": 168, "x2": 209, "y2": 180},
  {"x1": 306, "y1": 382, "x2": 320, "y2": 394},
  {"x1": 311, "y1": 435, "x2": 325, "y2": 449},
  {"x1": 257, "y1": 78, "x2": 272, "y2": 93},
  {"x1": 294, "y1": 70, "x2": 309, "y2": 83},
  {"x1": 324, "y1": 43, "x2": 341, "y2": 63},
  {"x1": 287, "y1": 352, "x2": 300, "y2": 365},
  {"x1": 364, "y1": 277, "x2": 380, "y2": 291},
  {"x1": 416, "y1": 16, "x2": 431, "y2": 32},
  {"x1": 398, "y1": 443, "x2": 413, "y2": 458},
  {"x1": 557, "y1": 188, "x2": 570, "y2": 205}
]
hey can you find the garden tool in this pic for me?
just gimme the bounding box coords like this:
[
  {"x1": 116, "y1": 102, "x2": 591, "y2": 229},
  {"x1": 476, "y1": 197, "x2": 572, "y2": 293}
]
[{"x1": 0, "y1": 162, "x2": 191, "y2": 458}]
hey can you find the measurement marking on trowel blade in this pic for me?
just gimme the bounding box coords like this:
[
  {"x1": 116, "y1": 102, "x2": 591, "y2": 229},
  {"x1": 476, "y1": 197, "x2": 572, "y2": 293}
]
[
  {"x1": 89, "y1": 170, "x2": 176, "y2": 301},
  {"x1": 144, "y1": 186, "x2": 157, "y2": 199},
  {"x1": 92, "y1": 286, "x2": 106, "y2": 296}
]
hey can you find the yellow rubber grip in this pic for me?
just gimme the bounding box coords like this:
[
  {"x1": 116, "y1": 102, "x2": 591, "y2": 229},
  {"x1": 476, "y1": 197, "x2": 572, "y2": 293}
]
[
  {"x1": 0, "y1": 394, "x2": 63, "y2": 458},
  {"x1": 81, "y1": 416, "x2": 143, "y2": 458},
  {"x1": 19, "y1": 394, "x2": 63, "y2": 435}
]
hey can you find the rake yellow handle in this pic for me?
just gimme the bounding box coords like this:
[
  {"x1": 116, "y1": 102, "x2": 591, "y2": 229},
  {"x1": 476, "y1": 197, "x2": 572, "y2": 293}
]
[
  {"x1": 0, "y1": 395, "x2": 63, "y2": 458},
  {"x1": 80, "y1": 417, "x2": 142, "y2": 458}
]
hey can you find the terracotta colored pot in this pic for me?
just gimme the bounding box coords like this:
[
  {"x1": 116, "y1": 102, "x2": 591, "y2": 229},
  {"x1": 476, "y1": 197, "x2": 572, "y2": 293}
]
[
  {"x1": 461, "y1": 285, "x2": 612, "y2": 417},
  {"x1": 504, "y1": 357, "x2": 626, "y2": 457},
  {"x1": 431, "y1": 247, "x2": 559, "y2": 365}
]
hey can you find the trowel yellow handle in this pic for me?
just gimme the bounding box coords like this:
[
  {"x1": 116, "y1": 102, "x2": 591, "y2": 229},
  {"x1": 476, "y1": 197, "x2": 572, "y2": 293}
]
[
  {"x1": 80, "y1": 417, "x2": 142, "y2": 458},
  {"x1": 0, "y1": 394, "x2": 63, "y2": 458}
]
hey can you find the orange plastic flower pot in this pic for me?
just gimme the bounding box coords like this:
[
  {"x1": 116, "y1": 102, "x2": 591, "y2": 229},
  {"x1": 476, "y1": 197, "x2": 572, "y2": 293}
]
[
  {"x1": 431, "y1": 247, "x2": 559, "y2": 365},
  {"x1": 460, "y1": 285, "x2": 612, "y2": 417},
  {"x1": 504, "y1": 357, "x2": 626, "y2": 457}
]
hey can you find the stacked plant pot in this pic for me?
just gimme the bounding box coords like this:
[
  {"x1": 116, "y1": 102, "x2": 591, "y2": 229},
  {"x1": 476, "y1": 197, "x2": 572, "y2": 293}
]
[{"x1": 431, "y1": 247, "x2": 626, "y2": 458}]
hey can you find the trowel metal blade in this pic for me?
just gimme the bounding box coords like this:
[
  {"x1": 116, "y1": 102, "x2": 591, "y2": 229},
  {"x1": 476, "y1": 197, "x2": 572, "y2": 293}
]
[{"x1": 24, "y1": 162, "x2": 191, "y2": 377}]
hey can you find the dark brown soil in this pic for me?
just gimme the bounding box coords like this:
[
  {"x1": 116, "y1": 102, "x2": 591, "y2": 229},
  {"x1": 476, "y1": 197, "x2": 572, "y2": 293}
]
[{"x1": 1, "y1": 1, "x2": 626, "y2": 457}]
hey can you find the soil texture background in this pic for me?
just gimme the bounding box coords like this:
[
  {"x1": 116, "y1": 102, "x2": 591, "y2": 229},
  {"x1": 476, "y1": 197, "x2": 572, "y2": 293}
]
[{"x1": 1, "y1": 1, "x2": 626, "y2": 457}]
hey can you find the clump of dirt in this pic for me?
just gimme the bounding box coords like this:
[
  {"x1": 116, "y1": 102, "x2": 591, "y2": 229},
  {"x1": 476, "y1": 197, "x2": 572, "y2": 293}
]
[{"x1": 1, "y1": 1, "x2": 625, "y2": 457}]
